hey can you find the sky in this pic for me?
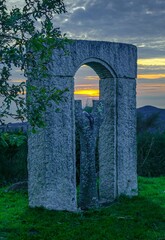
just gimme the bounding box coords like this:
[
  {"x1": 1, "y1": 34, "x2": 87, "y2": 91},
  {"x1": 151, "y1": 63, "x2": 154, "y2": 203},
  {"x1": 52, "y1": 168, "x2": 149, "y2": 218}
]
[{"x1": 5, "y1": 0, "x2": 165, "y2": 113}]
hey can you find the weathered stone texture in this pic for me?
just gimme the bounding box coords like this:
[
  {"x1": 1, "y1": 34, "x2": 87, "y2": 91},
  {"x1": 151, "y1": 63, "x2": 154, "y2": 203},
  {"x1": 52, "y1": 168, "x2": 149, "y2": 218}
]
[
  {"x1": 75, "y1": 100, "x2": 103, "y2": 209},
  {"x1": 28, "y1": 76, "x2": 77, "y2": 211},
  {"x1": 50, "y1": 40, "x2": 137, "y2": 79},
  {"x1": 116, "y1": 78, "x2": 138, "y2": 196},
  {"x1": 99, "y1": 78, "x2": 117, "y2": 203},
  {"x1": 28, "y1": 39, "x2": 138, "y2": 212},
  {"x1": 75, "y1": 101, "x2": 98, "y2": 209}
]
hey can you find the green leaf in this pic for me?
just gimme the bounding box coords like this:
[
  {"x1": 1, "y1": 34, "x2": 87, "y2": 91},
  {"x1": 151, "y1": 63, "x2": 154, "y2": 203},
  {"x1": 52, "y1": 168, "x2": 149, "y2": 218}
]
[{"x1": 0, "y1": 0, "x2": 69, "y2": 130}]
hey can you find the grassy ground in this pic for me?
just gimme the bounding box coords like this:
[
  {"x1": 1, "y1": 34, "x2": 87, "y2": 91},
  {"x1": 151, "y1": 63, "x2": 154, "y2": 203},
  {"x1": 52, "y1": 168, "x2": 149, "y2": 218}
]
[{"x1": 0, "y1": 177, "x2": 165, "y2": 240}]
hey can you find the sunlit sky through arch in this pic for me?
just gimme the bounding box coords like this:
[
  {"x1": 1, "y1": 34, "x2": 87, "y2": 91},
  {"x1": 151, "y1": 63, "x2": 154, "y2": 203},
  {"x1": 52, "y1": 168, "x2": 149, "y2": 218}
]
[
  {"x1": 74, "y1": 57, "x2": 165, "y2": 109},
  {"x1": 74, "y1": 65, "x2": 99, "y2": 107}
]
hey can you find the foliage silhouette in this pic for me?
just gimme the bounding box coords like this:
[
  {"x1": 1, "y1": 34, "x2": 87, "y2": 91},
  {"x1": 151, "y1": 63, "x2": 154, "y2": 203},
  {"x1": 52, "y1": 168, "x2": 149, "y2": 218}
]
[{"x1": 0, "y1": 0, "x2": 68, "y2": 129}]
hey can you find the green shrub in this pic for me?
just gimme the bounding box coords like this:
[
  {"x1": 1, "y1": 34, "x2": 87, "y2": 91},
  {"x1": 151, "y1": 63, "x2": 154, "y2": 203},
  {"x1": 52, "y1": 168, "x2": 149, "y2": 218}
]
[
  {"x1": 137, "y1": 132, "x2": 165, "y2": 177},
  {"x1": 0, "y1": 131, "x2": 28, "y2": 185}
]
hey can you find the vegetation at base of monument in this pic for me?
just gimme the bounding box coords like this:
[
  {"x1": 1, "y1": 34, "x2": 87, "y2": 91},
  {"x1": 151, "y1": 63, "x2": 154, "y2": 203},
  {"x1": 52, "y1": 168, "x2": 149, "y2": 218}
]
[
  {"x1": 137, "y1": 112, "x2": 165, "y2": 177},
  {"x1": 0, "y1": 177, "x2": 165, "y2": 239},
  {"x1": 137, "y1": 112, "x2": 160, "y2": 133},
  {"x1": 0, "y1": 0, "x2": 68, "y2": 130},
  {"x1": 137, "y1": 132, "x2": 165, "y2": 177},
  {"x1": 0, "y1": 131, "x2": 27, "y2": 185}
]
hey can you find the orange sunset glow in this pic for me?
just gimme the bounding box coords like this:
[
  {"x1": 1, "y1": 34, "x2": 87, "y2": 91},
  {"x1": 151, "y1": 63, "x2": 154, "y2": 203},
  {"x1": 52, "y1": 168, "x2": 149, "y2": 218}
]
[
  {"x1": 138, "y1": 58, "x2": 165, "y2": 66},
  {"x1": 84, "y1": 76, "x2": 99, "y2": 80},
  {"x1": 74, "y1": 89, "x2": 99, "y2": 97},
  {"x1": 9, "y1": 59, "x2": 165, "y2": 109},
  {"x1": 137, "y1": 83, "x2": 165, "y2": 96},
  {"x1": 138, "y1": 74, "x2": 165, "y2": 79}
]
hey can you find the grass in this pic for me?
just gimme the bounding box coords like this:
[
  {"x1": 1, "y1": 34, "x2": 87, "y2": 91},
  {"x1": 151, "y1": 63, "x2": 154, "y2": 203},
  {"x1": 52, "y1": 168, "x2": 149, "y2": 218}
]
[{"x1": 0, "y1": 177, "x2": 165, "y2": 240}]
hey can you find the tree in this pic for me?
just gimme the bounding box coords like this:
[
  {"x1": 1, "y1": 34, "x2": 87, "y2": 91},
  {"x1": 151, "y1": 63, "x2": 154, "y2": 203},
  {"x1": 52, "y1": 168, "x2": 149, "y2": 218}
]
[
  {"x1": 137, "y1": 111, "x2": 159, "y2": 134},
  {"x1": 0, "y1": 0, "x2": 68, "y2": 129}
]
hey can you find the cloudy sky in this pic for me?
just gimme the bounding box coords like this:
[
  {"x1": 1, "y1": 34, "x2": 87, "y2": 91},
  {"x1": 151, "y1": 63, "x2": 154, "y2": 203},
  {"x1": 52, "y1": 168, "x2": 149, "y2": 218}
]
[{"x1": 7, "y1": 0, "x2": 165, "y2": 109}]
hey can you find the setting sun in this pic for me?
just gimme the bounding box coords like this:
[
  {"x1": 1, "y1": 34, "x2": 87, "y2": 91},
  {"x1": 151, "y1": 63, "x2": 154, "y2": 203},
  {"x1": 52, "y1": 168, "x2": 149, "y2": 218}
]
[{"x1": 74, "y1": 89, "x2": 99, "y2": 97}]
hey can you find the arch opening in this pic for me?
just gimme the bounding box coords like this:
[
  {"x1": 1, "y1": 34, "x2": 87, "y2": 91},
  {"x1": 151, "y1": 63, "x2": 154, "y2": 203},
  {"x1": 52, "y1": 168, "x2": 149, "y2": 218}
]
[
  {"x1": 74, "y1": 60, "x2": 115, "y2": 209},
  {"x1": 79, "y1": 58, "x2": 116, "y2": 79},
  {"x1": 74, "y1": 58, "x2": 115, "y2": 106},
  {"x1": 74, "y1": 64, "x2": 100, "y2": 107}
]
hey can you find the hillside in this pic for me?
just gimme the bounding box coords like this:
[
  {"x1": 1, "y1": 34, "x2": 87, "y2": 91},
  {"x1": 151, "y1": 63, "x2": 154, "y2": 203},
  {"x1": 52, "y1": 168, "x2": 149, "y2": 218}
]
[
  {"x1": 137, "y1": 105, "x2": 165, "y2": 133},
  {"x1": 137, "y1": 105, "x2": 165, "y2": 120},
  {"x1": 0, "y1": 106, "x2": 165, "y2": 133}
]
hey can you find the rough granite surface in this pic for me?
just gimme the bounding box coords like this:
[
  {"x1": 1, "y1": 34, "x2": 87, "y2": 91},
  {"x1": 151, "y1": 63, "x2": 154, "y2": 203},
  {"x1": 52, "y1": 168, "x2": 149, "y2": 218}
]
[
  {"x1": 75, "y1": 100, "x2": 103, "y2": 209},
  {"x1": 28, "y1": 39, "x2": 138, "y2": 211},
  {"x1": 99, "y1": 78, "x2": 117, "y2": 203},
  {"x1": 50, "y1": 40, "x2": 137, "y2": 78},
  {"x1": 116, "y1": 78, "x2": 138, "y2": 196}
]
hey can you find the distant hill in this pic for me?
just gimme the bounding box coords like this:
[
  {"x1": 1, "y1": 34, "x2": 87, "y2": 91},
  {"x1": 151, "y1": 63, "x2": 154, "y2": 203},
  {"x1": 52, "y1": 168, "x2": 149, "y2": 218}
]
[
  {"x1": 0, "y1": 106, "x2": 165, "y2": 133},
  {"x1": 0, "y1": 122, "x2": 28, "y2": 133},
  {"x1": 137, "y1": 106, "x2": 165, "y2": 133},
  {"x1": 137, "y1": 106, "x2": 165, "y2": 120}
]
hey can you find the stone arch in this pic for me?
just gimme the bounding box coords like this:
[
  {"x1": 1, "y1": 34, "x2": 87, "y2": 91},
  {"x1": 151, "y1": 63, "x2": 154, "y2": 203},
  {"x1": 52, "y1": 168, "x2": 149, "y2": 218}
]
[
  {"x1": 75, "y1": 57, "x2": 117, "y2": 79},
  {"x1": 74, "y1": 59, "x2": 116, "y2": 209},
  {"x1": 28, "y1": 40, "x2": 138, "y2": 212}
]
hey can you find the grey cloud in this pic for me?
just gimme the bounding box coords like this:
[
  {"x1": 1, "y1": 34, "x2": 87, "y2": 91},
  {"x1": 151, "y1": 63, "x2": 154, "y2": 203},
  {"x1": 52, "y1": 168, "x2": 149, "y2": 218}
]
[
  {"x1": 7, "y1": 0, "x2": 165, "y2": 59},
  {"x1": 66, "y1": 0, "x2": 165, "y2": 38},
  {"x1": 55, "y1": 0, "x2": 165, "y2": 59},
  {"x1": 138, "y1": 45, "x2": 165, "y2": 58},
  {"x1": 75, "y1": 0, "x2": 165, "y2": 37}
]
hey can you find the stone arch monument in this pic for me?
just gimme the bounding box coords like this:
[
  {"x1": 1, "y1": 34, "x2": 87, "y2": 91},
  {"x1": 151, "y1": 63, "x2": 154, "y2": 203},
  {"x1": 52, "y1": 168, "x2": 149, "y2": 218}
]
[{"x1": 28, "y1": 40, "x2": 138, "y2": 212}]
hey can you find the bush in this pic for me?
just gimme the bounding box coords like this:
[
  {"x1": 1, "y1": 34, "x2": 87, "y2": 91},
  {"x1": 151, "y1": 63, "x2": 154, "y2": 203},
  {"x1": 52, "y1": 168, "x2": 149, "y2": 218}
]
[
  {"x1": 137, "y1": 132, "x2": 165, "y2": 177},
  {"x1": 0, "y1": 131, "x2": 28, "y2": 185}
]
